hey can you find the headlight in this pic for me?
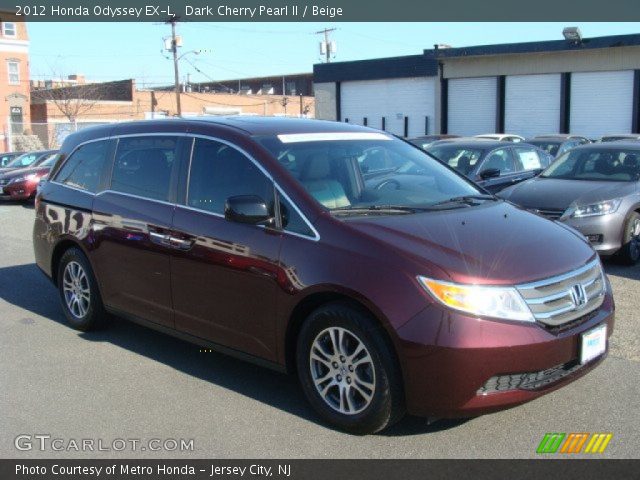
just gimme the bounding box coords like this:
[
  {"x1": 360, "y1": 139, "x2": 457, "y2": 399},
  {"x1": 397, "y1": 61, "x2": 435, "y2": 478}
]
[
  {"x1": 566, "y1": 199, "x2": 621, "y2": 218},
  {"x1": 417, "y1": 276, "x2": 534, "y2": 322}
]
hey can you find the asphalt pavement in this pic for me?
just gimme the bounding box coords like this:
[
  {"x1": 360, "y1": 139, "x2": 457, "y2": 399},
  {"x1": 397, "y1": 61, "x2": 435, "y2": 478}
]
[{"x1": 1, "y1": 202, "x2": 638, "y2": 458}]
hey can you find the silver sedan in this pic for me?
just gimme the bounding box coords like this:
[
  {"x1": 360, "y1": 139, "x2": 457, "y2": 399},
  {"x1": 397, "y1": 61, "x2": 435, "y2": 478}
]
[{"x1": 499, "y1": 142, "x2": 640, "y2": 265}]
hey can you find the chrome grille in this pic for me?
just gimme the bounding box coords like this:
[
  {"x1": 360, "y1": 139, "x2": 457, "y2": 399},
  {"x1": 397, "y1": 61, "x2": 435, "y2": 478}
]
[
  {"x1": 517, "y1": 260, "x2": 606, "y2": 327},
  {"x1": 529, "y1": 208, "x2": 564, "y2": 220}
]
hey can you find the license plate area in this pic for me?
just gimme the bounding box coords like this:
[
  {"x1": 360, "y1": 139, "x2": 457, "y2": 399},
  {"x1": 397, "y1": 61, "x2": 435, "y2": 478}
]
[{"x1": 580, "y1": 324, "x2": 607, "y2": 364}]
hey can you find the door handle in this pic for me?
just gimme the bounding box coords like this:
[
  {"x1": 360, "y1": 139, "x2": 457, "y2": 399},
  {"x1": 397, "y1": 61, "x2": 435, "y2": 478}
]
[
  {"x1": 149, "y1": 230, "x2": 171, "y2": 247},
  {"x1": 169, "y1": 236, "x2": 195, "y2": 251}
]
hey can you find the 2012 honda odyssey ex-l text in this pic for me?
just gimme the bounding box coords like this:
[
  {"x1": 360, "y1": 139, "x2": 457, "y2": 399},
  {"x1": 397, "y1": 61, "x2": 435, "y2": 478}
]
[{"x1": 33, "y1": 117, "x2": 614, "y2": 434}]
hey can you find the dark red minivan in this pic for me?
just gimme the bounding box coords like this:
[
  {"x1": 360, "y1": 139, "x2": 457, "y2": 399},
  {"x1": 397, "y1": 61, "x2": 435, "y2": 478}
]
[{"x1": 33, "y1": 117, "x2": 614, "y2": 434}]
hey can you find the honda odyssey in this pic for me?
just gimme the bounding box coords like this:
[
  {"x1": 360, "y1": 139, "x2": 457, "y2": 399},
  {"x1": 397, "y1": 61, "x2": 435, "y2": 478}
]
[{"x1": 33, "y1": 118, "x2": 614, "y2": 434}]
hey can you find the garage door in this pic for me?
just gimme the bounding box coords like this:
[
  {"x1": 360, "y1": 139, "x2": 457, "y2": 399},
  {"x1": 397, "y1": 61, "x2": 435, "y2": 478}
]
[
  {"x1": 340, "y1": 77, "x2": 435, "y2": 137},
  {"x1": 448, "y1": 77, "x2": 497, "y2": 136},
  {"x1": 505, "y1": 74, "x2": 561, "y2": 138},
  {"x1": 570, "y1": 71, "x2": 634, "y2": 138}
]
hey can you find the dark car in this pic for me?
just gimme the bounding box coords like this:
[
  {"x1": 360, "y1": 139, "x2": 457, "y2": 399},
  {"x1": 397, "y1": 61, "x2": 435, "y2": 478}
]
[
  {"x1": 499, "y1": 142, "x2": 640, "y2": 264},
  {"x1": 0, "y1": 149, "x2": 58, "y2": 174},
  {"x1": 34, "y1": 118, "x2": 613, "y2": 434},
  {"x1": 0, "y1": 153, "x2": 59, "y2": 201},
  {"x1": 426, "y1": 140, "x2": 554, "y2": 193},
  {"x1": 0, "y1": 151, "x2": 25, "y2": 167},
  {"x1": 408, "y1": 134, "x2": 460, "y2": 150},
  {"x1": 527, "y1": 135, "x2": 591, "y2": 158}
]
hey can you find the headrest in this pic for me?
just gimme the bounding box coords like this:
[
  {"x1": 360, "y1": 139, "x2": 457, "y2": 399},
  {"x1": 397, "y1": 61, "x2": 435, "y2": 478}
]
[{"x1": 300, "y1": 153, "x2": 331, "y2": 181}]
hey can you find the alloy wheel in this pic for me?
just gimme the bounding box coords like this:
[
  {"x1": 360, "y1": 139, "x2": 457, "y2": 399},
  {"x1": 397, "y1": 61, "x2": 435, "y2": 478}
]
[
  {"x1": 630, "y1": 218, "x2": 640, "y2": 261},
  {"x1": 62, "y1": 261, "x2": 90, "y2": 319},
  {"x1": 309, "y1": 327, "x2": 376, "y2": 415}
]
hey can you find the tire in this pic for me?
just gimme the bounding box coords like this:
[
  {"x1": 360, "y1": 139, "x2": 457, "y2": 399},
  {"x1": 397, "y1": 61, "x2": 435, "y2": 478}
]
[
  {"x1": 617, "y1": 212, "x2": 640, "y2": 265},
  {"x1": 296, "y1": 302, "x2": 405, "y2": 434},
  {"x1": 57, "y1": 247, "x2": 109, "y2": 331}
]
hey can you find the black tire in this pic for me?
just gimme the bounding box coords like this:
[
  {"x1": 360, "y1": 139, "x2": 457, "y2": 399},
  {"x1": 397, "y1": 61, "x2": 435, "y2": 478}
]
[
  {"x1": 617, "y1": 212, "x2": 640, "y2": 265},
  {"x1": 57, "y1": 247, "x2": 109, "y2": 331},
  {"x1": 296, "y1": 302, "x2": 405, "y2": 434}
]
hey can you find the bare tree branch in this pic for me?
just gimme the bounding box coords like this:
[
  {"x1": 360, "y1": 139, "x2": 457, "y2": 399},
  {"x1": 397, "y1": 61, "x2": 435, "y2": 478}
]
[{"x1": 31, "y1": 72, "x2": 130, "y2": 124}]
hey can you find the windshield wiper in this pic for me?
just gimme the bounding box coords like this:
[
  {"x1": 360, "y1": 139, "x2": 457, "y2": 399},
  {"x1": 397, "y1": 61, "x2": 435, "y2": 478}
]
[
  {"x1": 331, "y1": 204, "x2": 429, "y2": 215},
  {"x1": 429, "y1": 194, "x2": 498, "y2": 207}
]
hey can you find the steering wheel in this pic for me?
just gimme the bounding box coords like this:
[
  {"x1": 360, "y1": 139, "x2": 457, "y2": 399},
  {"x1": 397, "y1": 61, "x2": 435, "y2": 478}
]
[{"x1": 375, "y1": 179, "x2": 401, "y2": 191}]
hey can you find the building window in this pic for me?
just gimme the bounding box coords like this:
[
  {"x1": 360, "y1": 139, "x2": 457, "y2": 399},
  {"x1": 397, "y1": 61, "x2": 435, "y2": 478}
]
[
  {"x1": 2, "y1": 22, "x2": 16, "y2": 37},
  {"x1": 7, "y1": 61, "x2": 19, "y2": 85}
]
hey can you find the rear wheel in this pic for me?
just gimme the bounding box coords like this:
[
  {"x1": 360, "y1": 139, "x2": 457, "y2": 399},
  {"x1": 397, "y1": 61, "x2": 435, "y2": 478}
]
[
  {"x1": 57, "y1": 247, "x2": 109, "y2": 330},
  {"x1": 617, "y1": 212, "x2": 640, "y2": 265},
  {"x1": 296, "y1": 302, "x2": 405, "y2": 434}
]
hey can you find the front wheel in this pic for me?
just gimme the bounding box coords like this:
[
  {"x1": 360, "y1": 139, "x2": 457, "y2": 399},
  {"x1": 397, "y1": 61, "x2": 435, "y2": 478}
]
[
  {"x1": 57, "y1": 247, "x2": 109, "y2": 331},
  {"x1": 617, "y1": 212, "x2": 640, "y2": 265},
  {"x1": 296, "y1": 302, "x2": 405, "y2": 434}
]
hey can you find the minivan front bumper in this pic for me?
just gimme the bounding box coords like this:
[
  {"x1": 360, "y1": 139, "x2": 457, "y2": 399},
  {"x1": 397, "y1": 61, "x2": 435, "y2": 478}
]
[{"x1": 395, "y1": 293, "x2": 614, "y2": 418}]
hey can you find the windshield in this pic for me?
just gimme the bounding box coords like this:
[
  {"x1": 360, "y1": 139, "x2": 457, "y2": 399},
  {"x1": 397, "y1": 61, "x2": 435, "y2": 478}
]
[
  {"x1": 541, "y1": 148, "x2": 640, "y2": 182},
  {"x1": 6, "y1": 152, "x2": 39, "y2": 168},
  {"x1": 601, "y1": 136, "x2": 637, "y2": 142},
  {"x1": 425, "y1": 146, "x2": 483, "y2": 176},
  {"x1": 257, "y1": 133, "x2": 482, "y2": 212},
  {"x1": 529, "y1": 141, "x2": 560, "y2": 156}
]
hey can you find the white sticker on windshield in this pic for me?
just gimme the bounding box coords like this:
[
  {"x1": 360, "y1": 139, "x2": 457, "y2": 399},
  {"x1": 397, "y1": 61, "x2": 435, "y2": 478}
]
[{"x1": 277, "y1": 132, "x2": 392, "y2": 143}]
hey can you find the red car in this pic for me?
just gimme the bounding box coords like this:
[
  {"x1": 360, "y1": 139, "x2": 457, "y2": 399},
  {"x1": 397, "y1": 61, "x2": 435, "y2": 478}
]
[
  {"x1": 33, "y1": 118, "x2": 613, "y2": 434},
  {"x1": 0, "y1": 153, "x2": 58, "y2": 201}
]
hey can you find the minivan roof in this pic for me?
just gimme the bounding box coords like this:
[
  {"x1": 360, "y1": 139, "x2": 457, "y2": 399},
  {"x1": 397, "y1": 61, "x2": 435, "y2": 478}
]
[{"x1": 99, "y1": 116, "x2": 376, "y2": 137}]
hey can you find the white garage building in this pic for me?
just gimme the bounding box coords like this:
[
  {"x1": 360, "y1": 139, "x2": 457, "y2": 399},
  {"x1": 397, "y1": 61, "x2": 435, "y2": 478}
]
[{"x1": 314, "y1": 32, "x2": 640, "y2": 139}]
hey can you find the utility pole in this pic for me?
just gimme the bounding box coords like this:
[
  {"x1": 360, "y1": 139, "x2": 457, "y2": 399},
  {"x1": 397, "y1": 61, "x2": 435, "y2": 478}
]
[
  {"x1": 167, "y1": 16, "x2": 182, "y2": 116},
  {"x1": 316, "y1": 27, "x2": 337, "y2": 63}
]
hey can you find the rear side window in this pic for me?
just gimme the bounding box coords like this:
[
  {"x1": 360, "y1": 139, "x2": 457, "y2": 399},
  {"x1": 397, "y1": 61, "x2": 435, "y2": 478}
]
[
  {"x1": 54, "y1": 141, "x2": 110, "y2": 193},
  {"x1": 187, "y1": 138, "x2": 274, "y2": 216},
  {"x1": 111, "y1": 136, "x2": 179, "y2": 201}
]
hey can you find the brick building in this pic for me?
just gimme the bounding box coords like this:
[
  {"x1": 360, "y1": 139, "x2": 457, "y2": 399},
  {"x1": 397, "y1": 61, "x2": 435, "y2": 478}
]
[
  {"x1": 29, "y1": 79, "x2": 315, "y2": 149},
  {"x1": 0, "y1": 11, "x2": 30, "y2": 152}
]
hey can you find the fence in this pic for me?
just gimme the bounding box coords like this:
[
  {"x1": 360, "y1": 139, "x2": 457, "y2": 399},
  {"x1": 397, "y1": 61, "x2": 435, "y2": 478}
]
[{"x1": 5, "y1": 120, "x2": 119, "y2": 152}]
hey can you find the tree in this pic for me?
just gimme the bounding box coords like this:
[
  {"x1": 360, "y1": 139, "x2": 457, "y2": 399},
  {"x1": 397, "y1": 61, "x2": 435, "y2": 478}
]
[{"x1": 31, "y1": 80, "x2": 108, "y2": 125}]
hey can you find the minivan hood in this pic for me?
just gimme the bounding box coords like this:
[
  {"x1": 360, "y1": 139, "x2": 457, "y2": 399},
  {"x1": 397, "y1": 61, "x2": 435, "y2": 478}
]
[
  {"x1": 344, "y1": 201, "x2": 596, "y2": 285},
  {"x1": 500, "y1": 177, "x2": 637, "y2": 210}
]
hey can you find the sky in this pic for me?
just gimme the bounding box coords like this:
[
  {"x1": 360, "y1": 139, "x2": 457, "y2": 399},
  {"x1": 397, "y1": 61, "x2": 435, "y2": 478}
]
[{"x1": 28, "y1": 22, "x2": 640, "y2": 87}]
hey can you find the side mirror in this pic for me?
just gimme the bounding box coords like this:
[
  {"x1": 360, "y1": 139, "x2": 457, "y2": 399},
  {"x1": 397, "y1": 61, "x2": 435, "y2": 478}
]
[
  {"x1": 479, "y1": 168, "x2": 500, "y2": 180},
  {"x1": 225, "y1": 195, "x2": 274, "y2": 226}
]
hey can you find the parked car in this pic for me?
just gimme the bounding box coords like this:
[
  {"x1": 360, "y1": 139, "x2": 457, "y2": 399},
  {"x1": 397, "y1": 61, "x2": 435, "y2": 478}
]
[
  {"x1": 499, "y1": 142, "x2": 640, "y2": 264},
  {"x1": 0, "y1": 151, "x2": 25, "y2": 167},
  {"x1": 0, "y1": 153, "x2": 59, "y2": 201},
  {"x1": 600, "y1": 134, "x2": 640, "y2": 143},
  {"x1": 426, "y1": 140, "x2": 554, "y2": 193},
  {"x1": 408, "y1": 134, "x2": 460, "y2": 150},
  {"x1": 34, "y1": 118, "x2": 613, "y2": 434},
  {"x1": 474, "y1": 134, "x2": 525, "y2": 143},
  {"x1": 527, "y1": 135, "x2": 591, "y2": 158},
  {"x1": 0, "y1": 149, "x2": 58, "y2": 174}
]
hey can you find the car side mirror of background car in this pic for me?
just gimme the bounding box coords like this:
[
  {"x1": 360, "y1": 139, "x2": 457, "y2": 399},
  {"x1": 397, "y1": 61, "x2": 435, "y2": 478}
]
[
  {"x1": 225, "y1": 195, "x2": 275, "y2": 226},
  {"x1": 479, "y1": 168, "x2": 500, "y2": 180}
]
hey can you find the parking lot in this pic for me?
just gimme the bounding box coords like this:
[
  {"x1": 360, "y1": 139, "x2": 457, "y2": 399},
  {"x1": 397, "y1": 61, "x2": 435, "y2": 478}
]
[{"x1": 1, "y1": 201, "x2": 639, "y2": 459}]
